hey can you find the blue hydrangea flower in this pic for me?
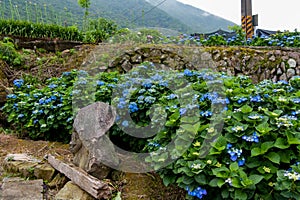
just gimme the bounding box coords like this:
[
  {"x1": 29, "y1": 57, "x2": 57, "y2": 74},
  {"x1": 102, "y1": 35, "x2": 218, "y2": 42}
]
[
  {"x1": 148, "y1": 142, "x2": 160, "y2": 147},
  {"x1": 78, "y1": 70, "x2": 88, "y2": 76},
  {"x1": 7, "y1": 94, "x2": 17, "y2": 99},
  {"x1": 118, "y1": 99, "x2": 126, "y2": 109},
  {"x1": 200, "y1": 111, "x2": 212, "y2": 117},
  {"x1": 184, "y1": 69, "x2": 193, "y2": 77},
  {"x1": 186, "y1": 186, "x2": 207, "y2": 199},
  {"x1": 107, "y1": 84, "x2": 115, "y2": 88},
  {"x1": 142, "y1": 81, "x2": 152, "y2": 89},
  {"x1": 137, "y1": 96, "x2": 144, "y2": 104},
  {"x1": 179, "y1": 108, "x2": 187, "y2": 116},
  {"x1": 237, "y1": 97, "x2": 248, "y2": 104},
  {"x1": 151, "y1": 74, "x2": 162, "y2": 81},
  {"x1": 77, "y1": 79, "x2": 87, "y2": 85},
  {"x1": 144, "y1": 96, "x2": 156, "y2": 104},
  {"x1": 248, "y1": 114, "x2": 264, "y2": 120},
  {"x1": 242, "y1": 132, "x2": 259, "y2": 143},
  {"x1": 128, "y1": 102, "x2": 139, "y2": 113},
  {"x1": 13, "y1": 79, "x2": 24, "y2": 88},
  {"x1": 139, "y1": 89, "x2": 146, "y2": 94},
  {"x1": 39, "y1": 98, "x2": 45, "y2": 105},
  {"x1": 291, "y1": 110, "x2": 300, "y2": 116},
  {"x1": 167, "y1": 94, "x2": 178, "y2": 100},
  {"x1": 32, "y1": 110, "x2": 39, "y2": 115},
  {"x1": 227, "y1": 144, "x2": 244, "y2": 164},
  {"x1": 159, "y1": 80, "x2": 168, "y2": 87},
  {"x1": 122, "y1": 120, "x2": 129, "y2": 127},
  {"x1": 66, "y1": 117, "x2": 73, "y2": 122},
  {"x1": 238, "y1": 158, "x2": 246, "y2": 166},
  {"x1": 48, "y1": 83, "x2": 58, "y2": 89},
  {"x1": 292, "y1": 98, "x2": 300, "y2": 104},
  {"x1": 250, "y1": 95, "x2": 263, "y2": 103},
  {"x1": 96, "y1": 80, "x2": 105, "y2": 86},
  {"x1": 62, "y1": 71, "x2": 71, "y2": 76},
  {"x1": 18, "y1": 114, "x2": 24, "y2": 118},
  {"x1": 45, "y1": 98, "x2": 52, "y2": 104}
]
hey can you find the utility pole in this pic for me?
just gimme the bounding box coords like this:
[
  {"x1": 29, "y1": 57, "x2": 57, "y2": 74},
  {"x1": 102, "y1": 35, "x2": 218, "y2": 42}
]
[{"x1": 241, "y1": 0, "x2": 257, "y2": 39}]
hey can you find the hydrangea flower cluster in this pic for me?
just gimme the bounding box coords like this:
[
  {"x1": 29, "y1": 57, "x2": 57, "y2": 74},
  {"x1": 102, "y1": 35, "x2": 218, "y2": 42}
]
[
  {"x1": 275, "y1": 115, "x2": 296, "y2": 128},
  {"x1": 237, "y1": 97, "x2": 248, "y2": 104},
  {"x1": 128, "y1": 102, "x2": 139, "y2": 113},
  {"x1": 226, "y1": 144, "x2": 246, "y2": 166},
  {"x1": 186, "y1": 186, "x2": 207, "y2": 199},
  {"x1": 248, "y1": 114, "x2": 264, "y2": 120},
  {"x1": 284, "y1": 170, "x2": 300, "y2": 181},
  {"x1": 250, "y1": 95, "x2": 263, "y2": 103},
  {"x1": 13, "y1": 79, "x2": 24, "y2": 88},
  {"x1": 242, "y1": 132, "x2": 259, "y2": 143}
]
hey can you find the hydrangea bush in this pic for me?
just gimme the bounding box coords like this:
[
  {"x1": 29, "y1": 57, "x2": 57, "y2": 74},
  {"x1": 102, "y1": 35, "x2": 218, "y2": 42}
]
[
  {"x1": 110, "y1": 27, "x2": 300, "y2": 48},
  {"x1": 2, "y1": 62, "x2": 300, "y2": 199}
]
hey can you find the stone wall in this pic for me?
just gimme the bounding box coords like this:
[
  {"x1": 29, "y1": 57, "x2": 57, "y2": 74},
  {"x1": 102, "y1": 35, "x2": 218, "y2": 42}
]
[
  {"x1": 0, "y1": 60, "x2": 9, "y2": 104},
  {"x1": 100, "y1": 44, "x2": 300, "y2": 83}
]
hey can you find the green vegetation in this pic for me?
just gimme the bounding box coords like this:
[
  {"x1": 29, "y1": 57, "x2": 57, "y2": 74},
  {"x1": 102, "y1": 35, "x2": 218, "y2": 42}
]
[
  {"x1": 0, "y1": 19, "x2": 82, "y2": 41},
  {"x1": 0, "y1": 37, "x2": 23, "y2": 66},
  {"x1": 0, "y1": 18, "x2": 118, "y2": 43},
  {"x1": 2, "y1": 61, "x2": 300, "y2": 199}
]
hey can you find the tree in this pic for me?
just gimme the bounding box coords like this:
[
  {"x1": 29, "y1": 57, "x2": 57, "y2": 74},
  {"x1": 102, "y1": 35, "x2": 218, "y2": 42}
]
[{"x1": 78, "y1": 0, "x2": 90, "y2": 29}]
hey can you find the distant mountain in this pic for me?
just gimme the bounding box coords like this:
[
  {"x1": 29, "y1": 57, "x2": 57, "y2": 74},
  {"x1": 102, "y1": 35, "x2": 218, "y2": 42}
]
[
  {"x1": 0, "y1": 0, "x2": 236, "y2": 34},
  {"x1": 146, "y1": 0, "x2": 236, "y2": 33}
]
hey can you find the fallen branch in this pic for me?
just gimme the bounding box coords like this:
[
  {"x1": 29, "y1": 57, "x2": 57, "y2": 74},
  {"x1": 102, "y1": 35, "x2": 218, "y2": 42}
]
[{"x1": 47, "y1": 154, "x2": 112, "y2": 199}]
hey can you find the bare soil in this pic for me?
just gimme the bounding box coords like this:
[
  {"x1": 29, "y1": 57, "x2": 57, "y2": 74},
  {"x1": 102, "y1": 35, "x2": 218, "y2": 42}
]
[{"x1": 0, "y1": 131, "x2": 72, "y2": 185}]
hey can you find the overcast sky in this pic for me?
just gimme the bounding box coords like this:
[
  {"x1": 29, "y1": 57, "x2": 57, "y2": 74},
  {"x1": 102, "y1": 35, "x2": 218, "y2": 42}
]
[{"x1": 177, "y1": 0, "x2": 299, "y2": 31}]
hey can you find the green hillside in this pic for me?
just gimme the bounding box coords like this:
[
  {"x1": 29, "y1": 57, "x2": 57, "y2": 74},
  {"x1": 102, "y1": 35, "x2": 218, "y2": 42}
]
[
  {"x1": 0, "y1": 0, "x2": 236, "y2": 34},
  {"x1": 146, "y1": 0, "x2": 236, "y2": 33}
]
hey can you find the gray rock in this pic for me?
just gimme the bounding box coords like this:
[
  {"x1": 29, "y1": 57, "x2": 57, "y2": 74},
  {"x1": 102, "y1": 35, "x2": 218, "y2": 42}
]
[
  {"x1": 269, "y1": 55, "x2": 276, "y2": 62},
  {"x1": 277, "y1": 68, "x2": 283, "y2": 75},
  {"x1": 296, "y1": 67, "x2": 300, "y2": 75},
  {"x1": 34, "y1": 163, "x2": 56, "y2": 181},
  {"x1": 200, "y1": 52, "x2": 212, "y2": 61},
  {"x1": 1, "y1": 178, "x2": 44, "y2": 200},
  {"x1": 71, "y1": 102, "x2": 119, "y2": 179},
  {"x1": 288, "y1": 58, "x2": 297, "y2": 68},
  {"x1": 274, "y1": 50, "x2": 282, "y2": 56},
  {"x1": 55, "y1": 181, "x2": 95, "y2": 200},
  {"x1": 280, "y1": 62, "x2": 286, "y2": 72},
  {"x1": 73, "y1": 102, "x2": 116, "y2": 140},
  {"x1": 287, "y1": 68, "x2": 296, "y2": 79},
  {"x1": 130, "y1": 54, "x2": 142, "y2": 63},
  {"x1": 279, "y1": 73, "x2": 287, "y2": 81},
  {"x1": 288, "y1": 52, "x2": 299, "y2": 60}
]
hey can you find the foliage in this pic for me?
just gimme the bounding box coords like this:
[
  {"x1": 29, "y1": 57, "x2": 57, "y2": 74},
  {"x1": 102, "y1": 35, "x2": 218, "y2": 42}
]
[
  {"x1": 0, "y1": 19, "x2": 83, "y2": 41},
  {"x1": 83, "y1": 18, "x2": 118, "y2": 43},
  {"x1": 0, "y1": 18, "x2": 118, "y2": 43},
  {"x1": 77, "y1": 0, "x2": 90, "y2": 17},
  {"x1": 2, "y1": 62, "x2": 300, "y2": 199},
  {"x1": 110, "y1": 28, "x2": 164, "y2": 44},
  {"x1": 0, "y1": 37, "x2": 23, "y2": 66}
]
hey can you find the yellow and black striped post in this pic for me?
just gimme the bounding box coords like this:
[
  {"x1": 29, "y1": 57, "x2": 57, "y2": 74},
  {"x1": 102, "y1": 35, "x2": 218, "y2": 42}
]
[{"x1": 241, "y1": 0, "x2": 254, "y2": 39}]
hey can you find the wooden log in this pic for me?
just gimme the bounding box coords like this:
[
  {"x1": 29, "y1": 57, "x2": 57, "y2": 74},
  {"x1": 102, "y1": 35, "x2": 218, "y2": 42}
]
[{"x1": 47, "y1": 154, "x2": 112, "y2": 199}]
